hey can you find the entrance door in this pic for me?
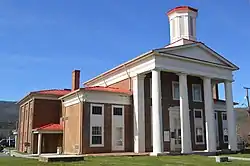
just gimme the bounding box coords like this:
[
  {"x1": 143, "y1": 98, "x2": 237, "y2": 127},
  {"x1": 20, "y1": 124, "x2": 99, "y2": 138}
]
[
  {"x1": 112, "y1": 105, "x2": 124, "y2": 151},
  {"x1": 214, "y1": 112, "x2": 220, "y2": 148},
  {"x1": 169, "y1": 110, "x2": 181, "y2": 152}
]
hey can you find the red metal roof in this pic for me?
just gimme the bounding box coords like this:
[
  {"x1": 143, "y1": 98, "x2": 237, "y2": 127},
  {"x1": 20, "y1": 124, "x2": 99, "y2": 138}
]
[
  {"x1": 34, "y1": 123, "x2": 63, "y2": 131},
  {"x1": 167, "y1": 6, "x2": 198, "y2": 15},
  {"x1": 84, "y1": 86, "x2": 132, "y2": 95},
  {"x1": 35, "y1": 89, "x2": 71, "y2": 96}
]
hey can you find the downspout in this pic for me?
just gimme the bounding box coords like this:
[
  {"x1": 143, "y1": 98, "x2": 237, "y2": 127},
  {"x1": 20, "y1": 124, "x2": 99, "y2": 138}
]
[
  {"x1": 123, "y1": 64, "x2": 132, "y2": 91},
  {"x1": 60, "y1": 98, "x2": 65, "y2": 154},
  {"x1": 76, "y1": 92, "x2": 84, "y2": 155}
]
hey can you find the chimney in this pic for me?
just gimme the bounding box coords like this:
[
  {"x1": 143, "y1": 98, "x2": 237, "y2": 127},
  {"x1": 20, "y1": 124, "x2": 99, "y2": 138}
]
[
  {"x1": 72, "y1": 70, "x2": 80, "y2": 91},
  {"x1": 167, "y1": 6, "x2": 198, "y2": 44}
]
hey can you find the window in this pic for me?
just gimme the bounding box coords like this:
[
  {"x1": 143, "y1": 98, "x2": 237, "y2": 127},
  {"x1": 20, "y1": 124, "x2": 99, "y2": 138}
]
[
  {"x1": 192, "y1": 84, "x2": 202, "y2": 102},
  {"x1": 194, "y1": 110, "x2": 202, "y2": 118},
  {"x1": 115, "y1": 127, "x2": 123, "y2": 146},
  {"x1": 223, "y1": 128, "x2": 228, "y2": 143},
  {"x1": 222, "y1": 113, "x2": 227, "y2": 121},
  {"x1": 92, "y1": 105, "x2": 102, "y2": 115},
  {"x1": 90, "y1": 104, "x2": 104, "y2": 147},
  {"x1": 196, "y1": 128, "x2": 204, "y2": 143},
  {"x1": 113, "y1": 107, "x2": 123, "y2": 116},
  {"x1": 91, "y1": 126, "x2": 102, "y2": 145},
  {"x1": 222, "y1": 112, "x2": 228, "y2": 143},
  {"x1": 172, "y1": 81, "x2": 180, "y2": 100},
  {"x1": 194, "y1": 109, "x2": 204, "y2": 144}
]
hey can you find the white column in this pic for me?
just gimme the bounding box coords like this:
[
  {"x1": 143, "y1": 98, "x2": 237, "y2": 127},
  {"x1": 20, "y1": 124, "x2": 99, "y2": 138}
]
[
  {"x1": 203, "y1": 77, "x2": 216, "y2": 152},
  {"x1": 37, "y1": 133, "x2": 42, "y2": 155},
  {"x1": 151, "y1": 69, "x2": 164, "y2": 156},
  {"x1": 14, "y1": 135, "x2": 18, "y2": 149},
  {"x1": 179, "y1": 73, "x2": 192, "y2": 154},
  {"x1": 225, "y1": 80, "x2": 238, "y2": 151},
  {"x1": 133, "y1": 74, "x2": 145, "y2": 153}
]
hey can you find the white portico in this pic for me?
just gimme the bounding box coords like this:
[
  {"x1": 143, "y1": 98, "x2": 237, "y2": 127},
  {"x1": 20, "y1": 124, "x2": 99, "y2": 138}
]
[{"x1": 83, "y1": 6, "x2": 239, "y2": 156}]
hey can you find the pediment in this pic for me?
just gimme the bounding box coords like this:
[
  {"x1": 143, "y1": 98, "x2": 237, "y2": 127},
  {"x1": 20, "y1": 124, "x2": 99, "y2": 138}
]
[{"x1": 155, "y1": 43, "x2": 238, "y2": 70}]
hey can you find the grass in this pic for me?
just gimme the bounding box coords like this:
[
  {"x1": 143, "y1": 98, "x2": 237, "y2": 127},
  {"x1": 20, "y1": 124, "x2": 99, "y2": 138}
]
[{"x1": 0, "y1": 155, "x2": 249, "y2": 166}]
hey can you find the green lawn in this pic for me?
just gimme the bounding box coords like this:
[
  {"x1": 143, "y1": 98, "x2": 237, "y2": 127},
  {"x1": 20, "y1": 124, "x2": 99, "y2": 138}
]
[{"x1": 0, "y1": 155, "x2": 249, "y2": 166}]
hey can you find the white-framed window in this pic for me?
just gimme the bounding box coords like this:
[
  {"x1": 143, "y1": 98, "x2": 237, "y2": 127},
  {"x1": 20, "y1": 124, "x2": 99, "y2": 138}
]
[
  {"x1": 92, "y1": 105, "x2": 103, "y2": 115},
  {"x1": 223, "y1": 128, "x2": 228, "y2": 143},
  {"x1": 193, "y1": 109, "x2": 204, "y2": 144},
  {"x1": 90, "y1": 103, "x2": 104, "y2": 147},
  {"x1": 91, "y1": 126, "x2": 102, "y2": 145},
  {"x1": 222, "y1": 112, "x2": 228, "y2": 143},
  {"x1": 192, "y1": 84, "x2": 202, "y2": 102},
  {"x1": 111, "y1": 105, "x2": 124, "y2": 150},
  {"x1": 195, "y1": 127, "x2": 204, "y2": 144},
  {"x1": 172, "y1": 81, "x2": 179, "y2": 100},
  {"x1": 113, "y1": 107, "x2": 123, "y2": 116}
]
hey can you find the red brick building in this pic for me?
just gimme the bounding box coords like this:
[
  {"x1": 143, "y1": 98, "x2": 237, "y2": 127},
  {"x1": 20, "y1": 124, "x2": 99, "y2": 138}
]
[
  {"x1": 17, "y1": 89, "x2": 70, "y2": 154},
  {"x1": 18, "y1": 6, "x2": 239, "y2": 156}
]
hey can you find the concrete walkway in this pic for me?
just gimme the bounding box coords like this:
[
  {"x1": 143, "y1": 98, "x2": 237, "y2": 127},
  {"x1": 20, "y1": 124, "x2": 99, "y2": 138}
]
[
  {"x1": 210, "y1": 156, "x2": 250, "y2": 161},
  {"x1": 227, "y1": 156, "x2": 250, "y2": 161},
  {"x1": 9, "y1": 150, "x2": 38, "y2": 159}
]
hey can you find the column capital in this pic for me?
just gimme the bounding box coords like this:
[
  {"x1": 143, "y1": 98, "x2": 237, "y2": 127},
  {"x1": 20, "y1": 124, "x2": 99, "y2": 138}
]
[
  {"x1": 202, "y1": 76, "x2": 212, "y2": 80},
  {"x1": 224, "y1": 79, "x2": 234, "y2": 84},
  {"x1": 133, "y1": 74, "x2": 146, "y2": 81},
  {"x1": 151, "y1": 68, "x2": 161, "y2": 72},
  {"x1": 176, "y1": 72, "x2": 188, "y2": 76}
]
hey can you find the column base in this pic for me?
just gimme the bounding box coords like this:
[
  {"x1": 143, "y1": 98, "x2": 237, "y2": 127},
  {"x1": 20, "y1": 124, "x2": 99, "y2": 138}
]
[
  {"x1": 204, "y1": 149, "x2": 217, "y2": 153},
  {"x1": 150, "y1": 152, "x2": 167, "y2": 156}
]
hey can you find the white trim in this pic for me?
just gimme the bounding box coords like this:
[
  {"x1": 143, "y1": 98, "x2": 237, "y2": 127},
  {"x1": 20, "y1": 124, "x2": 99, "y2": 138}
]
[
  {"x1": 172, "y1": 81, "x2": 180, "y2": 100},
  {"x1": 111, "y1": 105, "x2": 125, "y2": 151},
  {"x1": 156, "y1": 54, "x2": 233, "y2": 81},
  {"x1": 193, "y1": 109, "x2": 205, "y2": 145},
  {"x1": 156, "y1": 43, "x2": 238, "y2": 70},
  {"x1": 33, "y1": 131, "x2": 63, "y2": 134},
  {"x1": 90, "y1": 103, "x2": 104, "y2": 147},
  {"x1": 192, "y1": 84, "x2": 202, "y2": 102},
  {"x1": 84, "y1": 54, "x2": 155, "y2": 87},
  {"x1": 62, "y1": 91, "x2": 131, "y2": 107},
  {"x1": 19, "y1": 98, "x2": 34, "y2": 107},
  {"x1": 84, "y1": 42, "x2": 237, "y2": 88}
]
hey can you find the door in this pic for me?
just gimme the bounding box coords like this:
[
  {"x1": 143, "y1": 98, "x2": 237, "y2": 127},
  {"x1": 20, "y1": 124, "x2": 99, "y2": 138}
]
[
  {"x1": 214, "y1": 112, "x2": 220, "y2": 148},
  {"x1": 112, "y1": 105, "x2": 124, "y2": 151},
  {"x1": 169, "y1": 110, "x2": 181, "y2": 152}
]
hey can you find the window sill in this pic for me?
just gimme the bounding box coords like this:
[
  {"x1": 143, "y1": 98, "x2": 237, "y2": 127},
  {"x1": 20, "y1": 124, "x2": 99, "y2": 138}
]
[
  {"x1": 195, "y1": 142, "x2": 205, "y2": 145},
  {"x1": 90, "y1": 144, "x2": 104, "y2": 148},
  {"x1": 193, "y1": 100, "x2": 203, "y2": 102}
]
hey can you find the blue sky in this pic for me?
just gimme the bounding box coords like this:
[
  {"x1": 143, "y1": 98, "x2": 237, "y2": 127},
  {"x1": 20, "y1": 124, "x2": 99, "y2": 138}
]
[{"x1": 0, "y1": 0, "x2": 250, "y2": 105}]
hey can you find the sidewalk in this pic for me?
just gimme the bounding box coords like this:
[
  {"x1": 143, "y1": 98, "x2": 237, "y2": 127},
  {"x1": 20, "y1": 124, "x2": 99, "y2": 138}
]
[{"x1": 9, "y1": 150, "x2": 38, "y2": 159}]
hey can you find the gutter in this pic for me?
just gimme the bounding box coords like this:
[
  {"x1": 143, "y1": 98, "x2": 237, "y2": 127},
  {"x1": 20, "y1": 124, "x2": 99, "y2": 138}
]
[{"x1": 83, "y1": 50, "x2": 154, "y2": 86}]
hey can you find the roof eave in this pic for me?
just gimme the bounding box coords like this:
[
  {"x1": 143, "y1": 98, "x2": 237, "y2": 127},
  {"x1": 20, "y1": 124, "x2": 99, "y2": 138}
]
[
  {"x1": 59, "y1": 88, "x2": 82, "y2": 100},
  {"x1": 83, "y1": 50, "x2": 155, "y2": 86}
]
